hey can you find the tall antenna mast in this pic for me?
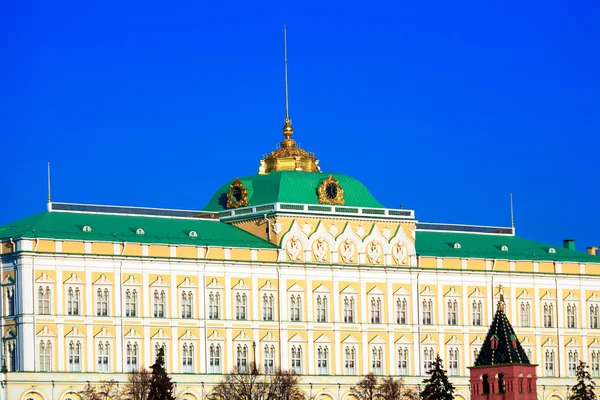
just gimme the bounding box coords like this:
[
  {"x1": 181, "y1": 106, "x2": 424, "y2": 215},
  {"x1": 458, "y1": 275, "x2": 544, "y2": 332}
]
[
  {"x1": 284, "y1": 24, "x2": 289, "y2": 120},
  {"x1": 510, "y1": 192, "x2": 515, "y2": 229},
  {"x1": 47, "y1": 162, "x2": 52, "y2": 203}
]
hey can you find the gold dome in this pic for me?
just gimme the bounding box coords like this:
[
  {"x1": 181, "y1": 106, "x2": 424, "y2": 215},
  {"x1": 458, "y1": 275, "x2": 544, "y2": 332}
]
[{"x1": 258, "y1": 117, "x2": 320, "y2": 174}]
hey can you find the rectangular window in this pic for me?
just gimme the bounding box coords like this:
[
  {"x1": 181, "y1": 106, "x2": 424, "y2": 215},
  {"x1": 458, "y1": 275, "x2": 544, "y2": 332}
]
[
  {"x1": 263, "y1": 294, "x2": 274, "y2": 321},
  {"x1": 5, "y1": 287, "x2": 15, "y2": 316},
  {"x1": 472, "y1": 300, "x2": 482, "y2": 326},
  {"x1": 181, "y1": 291, "x2": 193, "y2": 319},
  {"x1": 236, "y1": 344, "x2": 248, "y2": 373},
  {"x1": 568, "y1": 350, "x2": 579, "y2": 377},
  {"x1": 153, "y1": 290, "x2": 166, "y2": 318},
  {"x1": 545, "y1": 349, "x2": 555, "y2": 376},
  {"x1": 591, "y1": 350, "x2": 600, "y2": 377},
  {"x1": 447, "y1": 300, "x2": 458, "y2": 325},
  {"x1": 448, "y1": 348, "x2": 459, "y2": 376},
  {"x1": 67, "y1": 287, "x2": 80, "y2": 316},
  {"x1": 68, "y1": 341, "x2": 81, "y2": 372},
  {"x1": 371, "y1": 346, "x2": 383, "y2": 375},
  {"x1": 39, "y1": 340, "x2": 52, "y2": 372},
  {"x1": 543, "y1": 303, "x2": 554, "y2": 328},
  {"x1": 370, "y1": 297, "x2": 382, "y2": 324},
  {"x1": 520, "y1": 302, "x2": 531, "y2": 327},
  {"x1": 38, "y1": 286, "x2": 51, "y2": 315},
  {"x1": 343, "y1": 296, "x2": 355, "y2": 323},
  {"x1": 566, "y1": 304, "x2": 577, "y2": 328},
  {"x1": 235, "y1": 293, "x2": 248, "y2": 320},
  {"x1": 96, "y1": 288, "x2": 109, "y2": 316},
  {"x1": 423, "y1": 347, "x2": 434, "y2": 372},
  {"x1": 126, "y1": 342, "x2": 139, "y2": 372},
  {"x1": 263, "y1": 345, "x2": 275, "y2": 374},
  {"x1": 422, "y1": 299, "x2": 433, "y2": 325},
  {"x1": 590, "y1": 305, "x2": 599, "y2": 329},
  {"x1": 316, "y1": 295, "x2": 327, "y2": 322},
  {"x1": 125, "y1": 289, "x2": 138, "y2": 317}
]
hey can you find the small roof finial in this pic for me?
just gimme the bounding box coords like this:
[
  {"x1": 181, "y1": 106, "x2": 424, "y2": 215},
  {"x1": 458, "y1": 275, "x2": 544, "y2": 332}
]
[{"x1": 497, "y1": 284, "x2": 505, "y2": 309}]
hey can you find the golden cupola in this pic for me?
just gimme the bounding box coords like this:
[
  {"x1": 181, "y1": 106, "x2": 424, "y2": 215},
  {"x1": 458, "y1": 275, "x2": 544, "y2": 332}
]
[
  {"x1": 258, "y1": 117, "x2": 320, "y2": 174},
  {"x1": 258, "y1": 25, "x2": 321, "y2": 175}
]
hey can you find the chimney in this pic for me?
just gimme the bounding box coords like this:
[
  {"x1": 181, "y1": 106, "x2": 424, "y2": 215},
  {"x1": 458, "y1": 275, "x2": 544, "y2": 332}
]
[
  {"x1": 588, "y1": 247, "x2": 598, "y2": 256},
  {"x1": 563, "y1": 239, "x2": 575, "y2": 251}
]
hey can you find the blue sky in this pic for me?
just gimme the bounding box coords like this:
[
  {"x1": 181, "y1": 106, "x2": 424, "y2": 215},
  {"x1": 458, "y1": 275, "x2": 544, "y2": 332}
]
[{"x1": 1, "y1": 1, "x2": 599, "y2": 250}]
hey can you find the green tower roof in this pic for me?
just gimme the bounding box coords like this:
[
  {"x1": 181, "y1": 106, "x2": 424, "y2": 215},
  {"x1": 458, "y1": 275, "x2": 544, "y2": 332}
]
[
  {"x1": 474, "y1": 299, "x2": 531, "y2": 366},
  {"x1": 203, "y1": 171, "x2": 384, "y2": 211}
]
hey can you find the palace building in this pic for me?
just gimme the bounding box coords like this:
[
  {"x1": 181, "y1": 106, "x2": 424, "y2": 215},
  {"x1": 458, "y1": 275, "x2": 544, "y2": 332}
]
[
  {"x1": 1, "y1": 30, "x2": 599, "y2": 400},
  {"x1": 0, "y1": 114, "x2": 599, "y2": 400}
]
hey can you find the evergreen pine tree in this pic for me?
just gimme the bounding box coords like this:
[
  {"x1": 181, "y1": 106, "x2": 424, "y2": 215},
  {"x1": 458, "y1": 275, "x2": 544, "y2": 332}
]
[
  {"x1": 570, "y1": 360, "x2": 596, "y2": 400},
  {"x1": 420, "y1": 354, "x2": 455, "y2": 400},
  {"x1": 148, "y1": 347, "x2": 176, "y2": 400}
]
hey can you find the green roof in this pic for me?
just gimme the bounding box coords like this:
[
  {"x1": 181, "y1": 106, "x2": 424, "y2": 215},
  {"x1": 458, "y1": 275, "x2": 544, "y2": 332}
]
[
  {"x1": 0, "y1": 211, "x2": 276, "y2": 249},
  {"x1": 203, "y1": 171, "x2": 384, "y2": 211},
  {"x1": 416, "y1": 230, "x2": 599, "y2": 263}
]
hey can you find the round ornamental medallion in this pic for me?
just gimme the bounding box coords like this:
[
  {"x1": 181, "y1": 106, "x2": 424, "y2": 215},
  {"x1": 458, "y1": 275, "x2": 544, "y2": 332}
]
[{"x1": 226, "y1": 178, "x2": 249, "y2": 209}]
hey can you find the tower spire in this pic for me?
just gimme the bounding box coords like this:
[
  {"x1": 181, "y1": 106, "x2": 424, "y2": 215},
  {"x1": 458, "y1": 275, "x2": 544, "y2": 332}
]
[
  {"x1": 282, "y1": 25, "x2": 294, "y2": 142},
  {"x1": 47, "y1": 161, "x2": 51, "y2": 204}
]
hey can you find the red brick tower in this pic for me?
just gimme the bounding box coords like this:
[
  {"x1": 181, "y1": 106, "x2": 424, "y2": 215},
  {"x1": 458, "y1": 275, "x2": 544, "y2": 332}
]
[{"x1": 468, "y1": 291, "x2": 538, "y2": 399}]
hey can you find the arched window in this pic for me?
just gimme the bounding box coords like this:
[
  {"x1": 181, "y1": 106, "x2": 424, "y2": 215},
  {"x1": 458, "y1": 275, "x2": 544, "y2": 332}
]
[
  {"x1": 67, "y1": 287, "x2": 80, "y2": 316},
  {"x1": 181, "y1": 291, "x2": 192, "y2": 318},
  {"x1": 567, "y1": 304, "x2": 577, "y2": 328},
  {"x1": 397, "y1": 298, "x2": 407, "y2": 324},
  {"x1": 39, "y1": 340, "x2": 52, "y2": 371},
  {"x1": 126, "y1": 342, "x2": 139, "y2": 372},
  {"x1": 448, "y1": 348, "x2": 459, "y2": 375},
  {"x1": 343, "y1": 296, "x2": 355, "y2": 323},
  {"x1": 317, "y1": 346, "x2": 329, "y2": 374},
  {"x1": 568, "y1": 350, "x2": 579, "y2": 377},
  {"x1": 236, "y1": 344, "x2": 248, "y2": 372},
  {"x1": 590, "y1": 304, "x2": 599, "y2": 329},
  {"x1": 447, "y1": 300, "x2": 458, "y2": 325},
  {"x1": 264, "y1": 345, "x2": 275, "y2": 374},
  {"x1": 290, "y1": 294, "x2": 301, "y2": 321},
  {"x1": 153, "y1": 290, "x2": 166, "y2": 318},
  {"x1": 209, "y1": 344, "x2": 222, "y2": 373},
  {"x1": 482, "y1": 374, "x2": 490, "y2": 395},
  {"x1": 38, "y1": 286, "x2": 51, "y2": 315},
  {"x1": 125, "y1": 289, "x2": 138, "y2": 317},
  {"x1": 472, "y1": 300, "x2": 482, "y2": 326},
  {"x1": 397, "y1": 347, "x2": 409, "y2": 375},
  {"x1": 263, "y1": 294, "x2": 274, "y2": 321},
  {"x1": 68, "y1": 340, "x2": 81, "y2": 372},
  {"x1": 372, "y1": 346, "x2": 383, "y2": 374},
  {"x1": 545, "y1": 349, "x2": 556, "y2": 376},
  {"x1": 543, "y1": 303, "x2": 554, "y2": 328},
  {"x1": 96, "y1": 288, "x2": 109, "y2": 316},
  {"x1": 235, "y1": 293, "x2": 248, "y2": 320},
  {"x1": 344, "y1": 346, "x2": 356, "y2": 375},
  {"x1": 591, "y1": 350, "x2": 600, "y2": 377},
  {"x1": 423, "y1": 347, "x2": 434, "y2": 372},
  {"x1": 422, "y1": 299, "x2": 433, "y2": 325},
  {"x1": 520, "y1": 302, "x2": 531, "y2": 327},
  {"x1": 316, "y1": 296, "x2": 327, "y2": 322},
  {"x1": 97, "y1": 342, "x2": 110, "y2": 372},
  {"x1": 370, "y1": 297, "x2": 382, "y2": 324},
  {"x1": 182, "y1": 344, "x2": 194, "y2": 373},
  {"x1": 291, "y1": 345, "x2": 302, "y2": 374},
  {"x1": 209, "y1": 292, "x2": 220, "y2": 319}
]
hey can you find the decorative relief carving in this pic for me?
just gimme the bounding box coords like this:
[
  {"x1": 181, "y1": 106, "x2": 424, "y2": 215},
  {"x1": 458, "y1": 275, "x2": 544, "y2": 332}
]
[
  {"x1": 392, "y1": 242, "x2": 408, "y2": 265},
  {"x1": 272, "y1": 219, "x2": 283, "y2": 234},
  {"x1": 382, "y1": 224, "x2": 392, "y2": 240},
  {"x1": 301, "y1": 220, "x2": 312, "y2": 235},
  {"x1": 312, "y1": 237, "x2": 328, "y2": 262},
  {"x1": 356, "y1": 223, "x2": 365, "y2": 238},
  {"x1": 286, "y1": 236, "x2": 302, "y2": 261},
  {"x1": 340, "y1": 239, "x2": 355, "y2": 263},
  {"x1": 366, "y1": 240, "x2": 382, "y2": 264},
  {"x1": 317, "y1": 174, "x2": 344, "y2": 205},
  {"x1": 329, "y1": 223, "x2": 339, "y2": 236}
]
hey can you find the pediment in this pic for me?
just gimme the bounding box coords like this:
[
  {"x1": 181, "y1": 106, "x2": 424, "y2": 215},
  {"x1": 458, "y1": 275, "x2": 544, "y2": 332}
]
[
  {"x1": 446, "y1": 335, "x2": 462, "y2": 345},
  {"x1": 288, "y1": 283, "x2": 305, "y2": 292},
  {"x1": 368, "y1": 335, "x2": 386, "y2": 345},
  {"x1": 313, "y1": 284, "x2": 330, "y2": 294},
  {"x1": 2, "y1": 275, "x2": 15, "y2": 285},
  {"x1": 588, "y1": 292, "x2": 600, "y2": 302},
  {"x1": 64, "y1": 273, "x2": 84, "y2": 285},
  {"x1": 207, "y1": 330, "x2": 225, "y2": 341},
  {"x1": 469, "y1": 288, "x2": 484, "y2": 298},
  {"x1": 395, "y1": 336, "x2": 412, "y2": 345},
  {"x1": 94, "y1": 328, "x2": 114, "y2": 339},
  {"x1": 93, "y1": 274, "x2": 112, "y2": 286},
  {"x1": 564, "y1": 291, "x2": 579, "y2": 301},
  {"x1": 261, "y1": 332, "x2": 278, "y2": 343},
  {"x1": 566, "y1": 338, "x2": 580, "y2": 347},
  {"x1": 123, "y1": 275, "x2": 142, "y2": 286},
  {"x1": 541, "y1": 290, "x2": 556, "y2": 301},
  {"x1": 179, "y1": 330, "x2": 198, "y2": 340},
  {"x1": 470, "y1": 336, "x2": 484, "y2": 346},
  {"x1": 521, "y1": 337, "x2": 534, "y2": 346},
  {"x1": 340, "y1": 285, "x2": 358, "y2": 295},
  {"x1": 207, "y1": 278, "x2": 224, "y2": 289},
  {"x1": 232, "y1": 279, "x2": 250, "y2": 290},
  {"x1": 394, "y1": 287, "x2": 410, "y2": 296},
  {"x1": 421, "y1": 335, "x2": 437, "y2": 345},
  {"x1": 315, "y1": 334, "x2": 332, "y2": 344},
  {"x1": 233, "y1": 331, "x2": 252, "y2": 342},
  {"x1": 35, "y1": 272, "x2": 54, "y2": 284},
  {"x1": 420, "y1": 286, "x2": 435, "y2": 296},
  {"x1": 542, "y1": 338, "x2": 558, "y2": 347},
  {"x1": 150, "y1": 276, "x2": 168, "y2": 287},
  {"x1": 65, "y1": 327, "x2": 84, "y2": 338},
  {"x1": 288, "y1": 334, "x2": 306, "y2": 343},
  {"x1": 178, "y1": 277, "x2": 197, "y2": 289},
  {"x1": 3, "y1": 328, "x2": 16, "y2": 339},
  {"x1": 260, "y1": 280, "x2": 277, "y2": 291},
  {"x1": 368, "y1": 286, "x2": 385, "y2": 296},
  {"x1": 342, "y1": 335, "x2": 360, "y2": 345},
  {"x1": 517, "y1": 290, "x2": 532, "y2": 300},
  {"x1": 37, "y1": 326, "x2": 56, "y2": 337},
  {"x1": 124, "y1": 328, "x2": 142, "y2": 339},
  {"x1": 445, "y1": 287, "x2": 460, "y2": 297},
  {"x1": 151, "y1": 329, "x2": 170, "y2": 340},
  {"x1": 589, "y1": 339, "x2": 600, "y2": 348}
]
